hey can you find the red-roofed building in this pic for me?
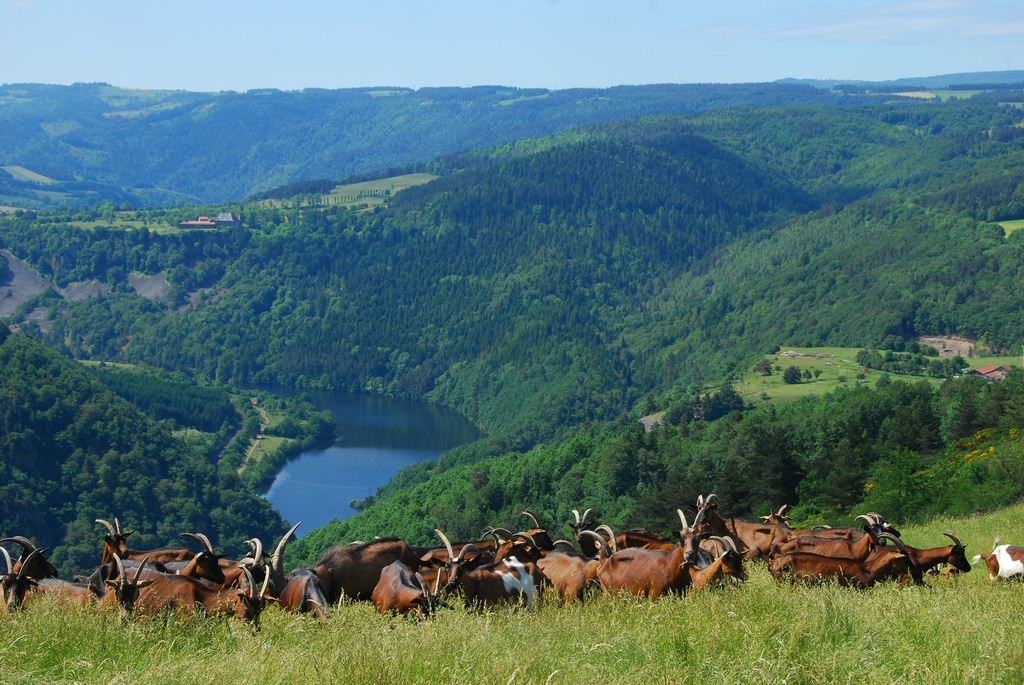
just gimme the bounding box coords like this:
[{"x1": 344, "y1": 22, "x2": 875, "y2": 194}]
[{"x1": 965, "y1": 364, "x2": 1013, "y2": 381}]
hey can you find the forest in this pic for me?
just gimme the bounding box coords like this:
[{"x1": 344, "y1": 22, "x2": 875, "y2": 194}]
[
  {"x1": 3, "y1": 92, "x2": 1024, "y2": 569},
  {"x1": 0, "y1": 79, "x2": 955, "y2": 205}
]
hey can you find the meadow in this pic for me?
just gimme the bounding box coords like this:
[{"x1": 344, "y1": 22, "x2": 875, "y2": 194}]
[
  {"x1": 5, "y1": 504, "x2": 1024, "y2": 684},
  {"x1": 734, "y1": 345, "x2": 1020, "y2": 406}
]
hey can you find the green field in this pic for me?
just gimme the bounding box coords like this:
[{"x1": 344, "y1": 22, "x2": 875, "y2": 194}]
[
  {"x1": 256, "y1": 173, "x2": 438, "y2": 211},
  {"x1": 735, "y1": 345, "x2": 1018, "y2": 405},
  {"x1": 2, "y1": 165, "x2": 57, "y2": 184},
  {"x1": 5, "y1": 503, "x2": 1024, "y2": 683},
  {"x1": 999, "y1": 219, "x2": 1024, "y2": 237}
]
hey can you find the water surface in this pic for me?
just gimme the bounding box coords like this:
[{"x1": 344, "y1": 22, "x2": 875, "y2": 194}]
[{"x1": 264, "y1": 389, "x2": 481, "y2": 535}]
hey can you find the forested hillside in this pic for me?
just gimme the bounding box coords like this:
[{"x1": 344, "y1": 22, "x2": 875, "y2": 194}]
[
  {"x1": 4, "y1": 94, "x2": 1024, "y2": 553},
  {"x1": 0, "y1": 81, "x2": 903, "y2": 205},
  {"x1": 0, "y1": 327, "x2": 291, "y2": 576}
]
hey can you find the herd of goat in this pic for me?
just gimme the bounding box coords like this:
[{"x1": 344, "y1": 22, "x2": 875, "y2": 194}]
[{"x1": 1, "y1": 493, "x2": 1020, "y2": 627}]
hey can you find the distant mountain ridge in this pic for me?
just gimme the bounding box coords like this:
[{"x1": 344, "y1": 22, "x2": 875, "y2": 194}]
[
  {"x1": 778, "y1": 70, "x2": 1024, "y2": 90},
  {"x1": 0, "y1": 76, "x2": 977, "y2": 206}
]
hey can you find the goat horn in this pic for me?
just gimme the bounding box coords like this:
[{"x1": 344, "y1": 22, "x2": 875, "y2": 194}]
[
  {"x1": 552, "y1": 539, "x2": 578, "y2": 552},
  {"x1": 696, "y1": 494, "x2": 705, "y2": 508},
  {"x1": 678, "y1": 509, "x2": 690, "y2": 532},
  {"x1": 0, "y1": 536, "x2": 37, "y2": 552},
  {"x1": 181, "y1": 532, "x2": 215, "y2": 553},
  {"x1": 17, "y1": 547, "x2": 45, "y2": 580},
  {"x1": 95, "y1": 519, "x2": 117, "y2": 536},
  {"x1": 777, "y1": 504, "x2": 789, "y2": 517},
  {"x1": 112, "y1": 553, "x2": 127, "y2": 586},
  {"x1": 594, "y1": 524, "x2": 617, "y2": 553},
  {"x1": 0, "y1": 546, "x2": 12, "y2": 575},
  {"x1": 513, "y1": 532, "x2": 537, "y2": 547},
  {"x1": 260, "y1": 566, "x2": 272, "y2": 599},
  {"x1": 578, "y1": 530, "x2": 611, "y2": 558},
  {"x1": 522, "y1": 510, "x2": 543, "y2": 529},
  {"x1": 692, "y1": 505, "x2": 707, "y2": 529},
  {"x1": 457, "y1": 543, "x2": 480, "y2": 562},
  {"x1": 717, "y1": 535, "x2": 739, "y2": 554},
  {"x1": 943, "y1": 531, "x2": 964, "y2": 548},
  {"x1": 246, "y1": 538, "x2": 265, "y2": 566},
  {"x1": 113, "y1": 518, "x2": 134, "y2": 537},
  {"x1": 581, "y1": 508, "x2": 593, "y2": 524},
  {"x1": 572, "y1": 509, "x2": 581, "y2": 524},
  {"x1": 486, "y1": 527, "x2": 513, "y2": 543},
  {"x1": 880, "y1": 532, "x2": 907, "y2": 554},
  {"x1": 855, "y1": 514, "x2": 873, "y2": 525},
  {"x1": 130, "y1": 556, "x2": 149, "y2": 585},
  {"x1": 435, "y1": 529, "x2": 455, "y2": 559},
  {"x1": 271, "y1": 522, "x2": 301, "y2": 592},
  {"x1": 239, "y1": 567, "x2": 256, "y2": 598}
]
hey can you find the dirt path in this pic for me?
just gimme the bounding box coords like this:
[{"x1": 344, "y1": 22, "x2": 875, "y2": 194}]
[{"x1": 238, "y1": 405, "x2": 270, "y2": 473}]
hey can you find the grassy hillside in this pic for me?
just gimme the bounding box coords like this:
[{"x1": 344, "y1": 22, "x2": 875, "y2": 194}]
[{"x1": 5, "y1": 504, "x2": 1024, "y2": 684}]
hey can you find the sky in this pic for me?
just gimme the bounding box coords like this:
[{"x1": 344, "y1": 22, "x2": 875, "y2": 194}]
[{"x1": 2, "y1": 1, "x2": 1023, "y2": 92}]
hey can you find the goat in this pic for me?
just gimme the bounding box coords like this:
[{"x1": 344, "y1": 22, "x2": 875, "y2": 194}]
[
  {"x1": 136, "y1": 566, "x2": 271, "y2": 627},
  {"x1": 905, "y1": 531, "x2": 971, "y2": 576},
  {"x1": 972, "y1": 538, "x2": 1024, "y2": 580},
  {"x1": 768, "y1": 533, "x2": 920, "y2": 588},
  {"x1": 371, "y1": 560, "x2": 436, "y2": 618},
  {"x1": 688, "y1": 536, "x2": 747, "y2": 591},
  {"x1": 0, "y1": 546, "x2": 41, "y2": 612},
  {"x1": 696, "y1": 494, "x2": 781, "y2": 560},
  {"x1": 606, "y1": 510, "x2": 709, "y2": 565},
  {"x1": 35, "y1": 555, "x2": 152, "y2": 615},
  {"x1": 95, "y1": 518, "x2": 195, "y2": 565},
  {"x1": 759, "y1": 504, "x2": 792, "y2": 526},
  {"x1": 581, "y1": 529, "x2": 690, "y2": 600},
  {"x1": 536, "y1": 540, "x2": 602, "y2": 604},
  {"x1": 435, "y1": 530, "x2": 541, "y2": 609},
  {"x1": 770, "y1": 515, "x2": 879, "y2": 560},
  {"x1": 278, "y1": 568, "x2": 329, "y2": 620},
  {"x1": 569, "y1": 508, "x2": 601, "y2": 557},
  {"x1": 519, "y1": 510, "x2": 555, "y2": 553},
  {"x1": 0, "y1": 536, "x2": 59, "y2": 579},
  {"x1": 310, "y1": 537, "x2": 421, "y2": 604}
]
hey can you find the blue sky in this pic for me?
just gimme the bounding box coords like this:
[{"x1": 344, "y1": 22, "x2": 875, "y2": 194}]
[{"x1": 2, "y1": 1, "x2": 1022, "y2": 92}]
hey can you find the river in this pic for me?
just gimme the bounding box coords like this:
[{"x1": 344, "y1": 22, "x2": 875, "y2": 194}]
[{"x1": 263, "y1": 389, "x2": 482, "y2": 536}]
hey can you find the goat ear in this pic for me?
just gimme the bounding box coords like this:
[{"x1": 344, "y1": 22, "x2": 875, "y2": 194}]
[{"x1": 136, "y1": 579, "x2": 154, "y2": 589}]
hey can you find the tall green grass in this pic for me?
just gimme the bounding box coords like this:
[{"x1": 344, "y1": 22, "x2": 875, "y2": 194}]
[{"x1": 6, "y1": 505, "x2": 1024, "y2": 684}]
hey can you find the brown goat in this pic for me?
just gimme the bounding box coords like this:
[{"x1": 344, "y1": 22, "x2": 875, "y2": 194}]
[
  {"x1": 0, "y1": 536, "x2": 59, "y2": 579},
  {"x1": 96, "y1": 519, "x2": 196, "y2": 565},
  {"x1": 35, "y1": 555, "x2": 153, "y2": 615},
  {"x1": 536, "y1": 543, "x2": 601, "y2": 604},
  {"x1": 371, "y1": 560, "x2": 435, "y2": 618},
  {"x1": 582, "y1": 530, "x2": 690, "y2": 600},
  {"x1": 310, "y1": 537, "x2": 421, "y2": 604},
  {"x1": 696, "y1": 494, "x2": 782, "y2": 560},
  {"x1": 435, "y1": 530, "x2": 541, "y2": 609},
  {"x1": 768, "y1": 533, "x2": 920, "y2": 588},
  {"x1": 136, "y1": 566, "x2": 271, "y2": 627}
]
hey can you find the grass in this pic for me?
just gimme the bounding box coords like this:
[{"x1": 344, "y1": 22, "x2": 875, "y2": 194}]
[
  {"x1": 735, "y1": 345, "x2": 1019, "y2": 407},
  {"x1": 255, "y1": 173, "x2": 438, "y2": 211},
  {"x1": 2, "y1": 166, "x2": 57, "y2": 184},
  {"x1": 5, "y1": 503, "x2": 1024, "y2": 683},
  {"x1": 998, "y1": 219, "x2": 1024, "y2": 237}
]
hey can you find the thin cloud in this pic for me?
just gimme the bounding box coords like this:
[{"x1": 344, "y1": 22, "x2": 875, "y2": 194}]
[{"x1": 703, "y1": 1, "x2": 1023, "y2": 46}]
